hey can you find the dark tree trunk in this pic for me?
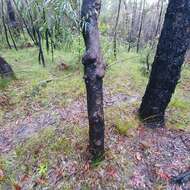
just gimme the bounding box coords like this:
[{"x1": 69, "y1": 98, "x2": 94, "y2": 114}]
[
  {"x1": 136, "y1": 0, "x2": 145, "y2": 53},
  {"x1": 37, "y1": 29, "x2": 45, "y2": 67},
  {"x1": 7, "y1": 24, "x2": 17, "y2": 50},
  {"x1": 81, "y1": 0, "x2": 105, "y2": 159},
  {"x1": 113, "y1": 0, "x2": 122, "y2": 58},
  {"x1": 7, "y1": 0, "x2": 16, "y2": 26},
  {"x1": 0, "y1": 57, "x2": 15, "y2": 79},
  {"x1": 139, "y1": 0, "x2": 190, "y2": 127}
]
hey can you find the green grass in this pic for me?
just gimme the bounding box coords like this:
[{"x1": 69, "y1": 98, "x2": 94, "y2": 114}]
[
  {"x1": 0, "y1": 42, "x2": 190, "y2": 189},
  {"x1": 1, "y1": 45, "x2": 190, "y2": 128},
  {"x1": 115, "y1": 118, "x2": 138, "y2": 136}
]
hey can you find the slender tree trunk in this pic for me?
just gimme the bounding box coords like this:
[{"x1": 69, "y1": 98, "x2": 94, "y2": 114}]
[
  {"x1": 12, "y1": 0, "x2": 37, "y2": 45},
  {"x1": 123, "y1": 0, "x2": 129, "y2": 42},
  {"x1": 37, "y1": 29, "x2": 45, "y2": 67},
  {"x1": 7, "y1": 24, "x2": 17, "y2": 50},
  {"x1": 128, "y1": 0, "x2": 137, "y2": 52},
  {"x1": 139, "y1": 0, "x2": 190, "y2": 127},
  {"x1": 7, "y1": 0, "x2": 16, "y2": 26},
  {"x1": 113, "y1": 0, "x2": 122, "y2": 58},
  {"x1": 1, "y1": 0, "x2": 12, "y2": 49},
  {"x1": 145, "y1": 0, "x2": 165, "y2": 73},
  {"x1": 81, "y1": 0, "x2": 105, "y2": 159},
  {"x1": 154, "y1": 0, "x2": 164, "y2": 38},
  {"x1": 136, "y1": 0, "x2": 145, "y2": 53}
]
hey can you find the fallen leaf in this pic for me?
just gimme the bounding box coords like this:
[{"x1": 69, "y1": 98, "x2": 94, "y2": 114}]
[
  {"x1": 0, "y1": 169, "x2": 4, "y2": 181},
  {"x1": 106, "y1": 166, "x2": 117, "y2": 177},
  {"x1": 135, "y1": 152, "x2": 142, "y2": 161},
  {"x1": 157, "y1": 169, "x2": 171, "y2": 181},
  {"x1": 13, "y1": 183, "x2": 21, "y2": 190},
  {"x1": 35, "y1": 178, "x2": 46, "y2": 185},
  {"x1": 20, "y1": 174, "x2": 30, "y2": 182}
]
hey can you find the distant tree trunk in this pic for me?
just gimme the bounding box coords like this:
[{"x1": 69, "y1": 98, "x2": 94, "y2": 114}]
[
  {"x1": 123, "y1": 0, "x2": 129, "y2": 41},
  {"x1": 0, "y1": 57, "x2": 15, "y2": 79},
  {"x1": 128, "y1": 0, "x2": 137, "y2": 52},
  {"x1": 7, "y1": 24, "x2": 17, "y2": 50},
  {"x1": 139, "y1": 0, "x2": 190, "y2": 127},
  {"x1": 136, "y1": 0, "x2": 146, "y2": 53},
  {"x1": 154, "y1": 0, "x2": 164, "y2": 38},
  {"x1": 145, "y1": 0, "x2": 164, "y2": 73},
  {"x1": 36, "y1": 29, "x2": 45, "y2": 67},
  {"x1": 81, "y1": 0, "x2": 105, "y2": 159},
  {"x1": 12, "y1": 0, "x2": 37, "y2": 45},
  {"x1": 7, "y1": 0, "x2": 16, "y2": 26},
  {"x1": 113, "y1": 0, "x2": 122, "y2": 58},
  {"x1": 1, "y1": 0, "x2": 12, "y2": 49}
]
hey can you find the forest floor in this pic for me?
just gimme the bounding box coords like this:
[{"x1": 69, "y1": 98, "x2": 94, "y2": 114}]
[{"x1": 0, "y1": 47, "x2": 190, "y2": 189}]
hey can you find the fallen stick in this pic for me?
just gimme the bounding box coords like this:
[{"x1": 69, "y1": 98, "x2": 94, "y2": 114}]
[{"x1": 171, "y1": 171, "x2": 190, "y2": 185}]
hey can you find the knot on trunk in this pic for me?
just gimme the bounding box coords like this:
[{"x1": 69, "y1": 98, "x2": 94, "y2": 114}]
[
  {"x1": 82, "y1": 50, "x2": 98, "y2": 65},
  {"x1": 96, "y1": 61, "x2": 105, "y2": 78},
  {"x1": 90, "y1": 111, "x2": 103, "y2": 124}
]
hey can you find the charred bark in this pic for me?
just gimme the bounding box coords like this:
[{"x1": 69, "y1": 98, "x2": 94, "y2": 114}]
[
  {"x1": 0, "y1": 57, "x2": 15, "y2": 79},
  {"x1": 139, "y1": 0, "x2": 190, "y2": 127},
  {"x1": 171, "y1": 170, "x2": 190, "y2": 185},
  {"x1": 81, "y1": 0, "x2": 105, "y2": 159}
]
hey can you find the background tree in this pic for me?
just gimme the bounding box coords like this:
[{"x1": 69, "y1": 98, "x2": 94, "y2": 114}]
[
  {"x1": 113, "y1": 0, "x2": 122, "y2": 58},
  {"x1": 7, "y1": 0, "x2": 16, "y2": 26},
  {"x1": 139, "y1": 0, "x2": 190, "y2": 126},
  {"x1": 136, "y1": 0, "x2": 146, "y2": 53}
]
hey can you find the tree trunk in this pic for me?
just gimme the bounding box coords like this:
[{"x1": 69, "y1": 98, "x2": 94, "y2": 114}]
[
  {"x1": 123, "y1": 1, "x2": 129, "y2": 35},
  {"x1": 113, "y1": 0, "x2": 122, "y2": 58},
  {"x1": 0, "y1": 57, "x2": 15, "y2": 79},
  {"x1": 37, "y1": 29, "x2": 45, "y2": 67},
  {"x1": 1, "y1": 0, "x2": 12, "y2": 49},
  {"x1": 128, "y1": 0, "x2": 137, "y2": 52},
  {"x1": 136, "y1": 0, "x2": 146, "y2": 53},
  {"x1": 7, "y1": 24, "x2": 17, "y2": 50},
  {"x1": 7, "y1": 0, "x2": 16, "y2": 26},
  {"x1": 139, "y1": 0, "x2": 190, "y2": 127},
  {"x1": 81, "y1": 0, "x2": 105, "y2": 159}
]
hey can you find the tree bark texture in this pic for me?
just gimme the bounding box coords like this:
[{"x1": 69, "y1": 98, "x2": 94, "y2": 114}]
[
  {"x1": 81, "y1": 0, "x2": 105, "y2": 159},
  {"x1": 139, "y1": 0, "x2": 190, "y2": 127},
  {"x1": 0, "y1": 57, "x2": 15, "y2": 79}
]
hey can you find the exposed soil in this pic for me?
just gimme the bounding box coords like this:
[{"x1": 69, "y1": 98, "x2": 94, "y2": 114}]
[
  {"x1": 0, "y1": 91, "x2": 139, "y2": 154},
  {"x1": 0, "y1": 91, "x2": 190, "y2": 189}
]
